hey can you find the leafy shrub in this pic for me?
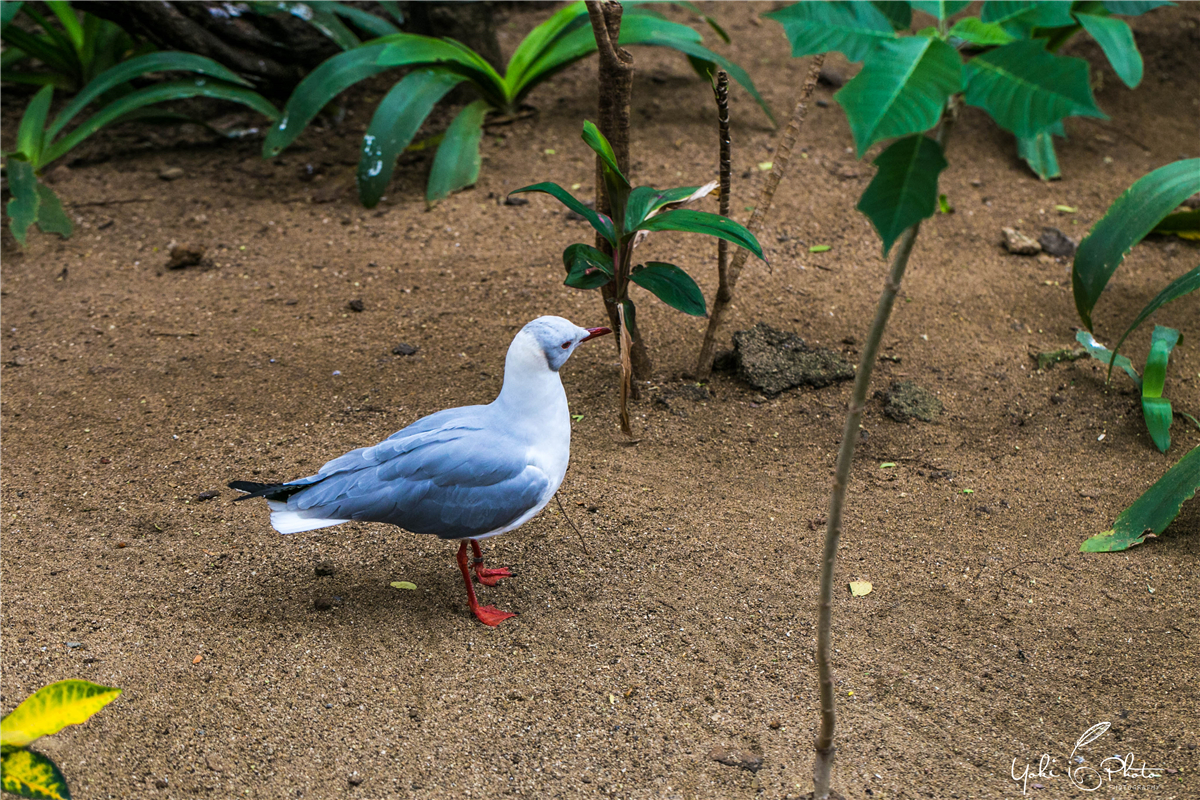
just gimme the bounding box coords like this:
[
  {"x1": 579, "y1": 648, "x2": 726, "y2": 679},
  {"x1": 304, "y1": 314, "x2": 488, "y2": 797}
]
[
  {"x1": 264, "y1": 1, "x2": 772, "y2": 206},
  {"x1": 3, "y1": 52, "x2": 280, "y2": 245},
  {"x1": 767, "y1": 0, "x2": 1171, "y2": 180},
  {"x1": 243, "y1": 0, "x2": 406, "y2": 50},
  {"x1": 1, "y1": 679, "x2": 121, "y2": 800}
]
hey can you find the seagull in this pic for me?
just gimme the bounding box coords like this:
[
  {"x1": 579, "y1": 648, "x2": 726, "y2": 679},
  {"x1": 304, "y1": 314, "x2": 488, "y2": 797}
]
[{"x1": 229, "y1": 316, "x2": 611, "y2": 626}]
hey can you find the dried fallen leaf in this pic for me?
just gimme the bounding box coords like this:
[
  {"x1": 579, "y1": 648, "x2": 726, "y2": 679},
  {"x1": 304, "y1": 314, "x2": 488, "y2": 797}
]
[
  {"x1": 192, "y1": 654, "x2": 203, "y2": 664},
  {"x1": 849, "y1": 581, "x2": 873, "y2": 597},
  {"x1": 390, "y1": 581, "x2": 417, "y2": 590}
]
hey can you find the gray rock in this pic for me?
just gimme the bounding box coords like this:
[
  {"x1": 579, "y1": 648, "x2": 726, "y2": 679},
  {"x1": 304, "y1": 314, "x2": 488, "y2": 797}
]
[
  {"x1": 314, "y1": 560, "x2": 336, "y2": 577},
  {"x1": 882, "y1": 380, "x2": 942, "y2": 423},
  {"x1": 731, "y1": 323, "x2": 854, "y2": 395},
  {"x1": 1039, "y1": 227, "x2": 1077, "y2": 257},
  {"x1": 1002, "y1": 227, "x2": 1041, "y2": 255},
  {"x1": 392, "y1": 343, "x2": 418, "y2": 356},
  {"x1": 708, "y1": 746, "x2": 763, "y2": 772}
]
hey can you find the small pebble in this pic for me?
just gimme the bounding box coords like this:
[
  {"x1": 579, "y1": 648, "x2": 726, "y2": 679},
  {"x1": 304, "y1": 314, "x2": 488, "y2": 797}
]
[
  {"x1": 503, "y1": 195, "x2": 528, "y2": 206},
  {"x1": 195, "y1": 490, "x2": 219, "y2": 502},
  {"x1": 1001, "y1": 227, "x2": 1041, "y2": 255},
  {"x1": 159, "y1": 167, "x2": 185, "y2": 181},
  {"x1": 348, "y1": 299, "x2": 364, "y2": 312},
  {"x1": 315, "y1": 561, "x2": 336, "y2": 577},
  {"x1": 392, "y1": 343, "x2": 418, "y2": 356}
]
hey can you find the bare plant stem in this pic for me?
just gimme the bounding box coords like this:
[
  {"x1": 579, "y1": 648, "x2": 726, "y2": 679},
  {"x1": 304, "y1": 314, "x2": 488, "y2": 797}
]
[
  {"x1": 695, "y1": 53, "x2": 824, "y2": 379},
  {"x1": 586, "y1": 0, "x2": 650, "y2": 389},
  {"x1": 713, "y1": 71, "x2": 731, "y2": 343},
  {"x1": 811, "y1": 103, "x2": 958, "y2": 800}
]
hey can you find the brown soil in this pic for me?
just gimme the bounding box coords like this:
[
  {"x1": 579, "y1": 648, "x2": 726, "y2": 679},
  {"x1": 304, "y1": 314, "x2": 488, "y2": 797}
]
[{"x1": 3, "y1": 4, "x2": 1199, "y2": 799}]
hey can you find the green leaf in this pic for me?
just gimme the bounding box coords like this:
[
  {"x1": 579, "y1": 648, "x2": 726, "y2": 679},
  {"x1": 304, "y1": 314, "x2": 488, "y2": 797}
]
[
  {"x1": 15, "y1": 84, "x2": 52, "y2": 163},
  {"x1": 504, "y1": 0, "x2": 586, "y2": 92},
  {"x1": 264, "y1": 41, "x2": 397, "y2": 157},
  {"x1": 636, "y1": 209, "x2": 764, "y2": 262},
  {"x1": 426, "y1": 99, "x2": 489, "y2": 204},
  {"x1": 356, "y1": 69, "x2": 464, "y2": 208},
  {"x1": 836, "y1": 36, "x2": 961, "y2": 157},
  {"x1": 43, "y1": 80, "x2": 279, "y2": 166},
  {"x1": 1072, "y1": 159, "x2": 1200, "y2": 331},
  {"x1": 1, "y1": 1, "x2": 24, "y2": 28},
  {"x1": 1142, "y1": 325, "x2": 1179, "y2": 399},
  {"x1": 303, "y1": 3, "x2": 364, "y2": 50},
  {"x1": 45, "y1": 0, "x2": 82, "y2": 52},
  {"x1": 630, "y1": 262, "x2": 707, "y2": 316},
  {"x1": 1, "y1": 748, "x2": 70, "y2": 800},
  {"x1": 581, "y1": 120, "x2": 631, "y2": 224},
  {"x1": 964, "y1": 40, "x2": 1105, "y2": 138},
  {"x1": 1101, "y1": 1, "x2": 1173, "y2": 15},
  {"x1": 870, "y1": 1, "x2": 913, "y2": 31},
  {"x1": 389, "y1": 580, "x2": 417, "y2": 590},
  {"x1": 33, "y1": 182, "x2": 71, "y2": 238},
  {"x1": 509, "y1": 182, "x2": 616, "y2": 245},
  {"x1": 1107, "y1": 267, "x2": 1200, "y2": 374},
  {"x1": 1074, "y1": 12, "x2": 1142, "y2": 87},
  {"x1": 980, "y1": 1, "x2": 1075, "y2": 27},
  {"x1": 947, "y1": 16, "x2": 1016, "y2": 45},
  {"x1": 809, "y1": 244, "x2": 832, "y2": 253},
  {"x1": 1, "y1": 680, "x2": 121, "y2": 750},
  {"x1": 47, "y1": 52, "x2": 257, "y2": 142},
  {"x1": 1141, "y1": 396, "x2": 1173, "y2": 451},
  {"x1": 623, "y1": 185, "x2": 704, "y2": 233},
  {"x1": 1151, "y1": 209, "x2": 1200, "y2": 236},
  {"x1": 910, "y1": 1, "x2": 970, "y2": 21},
  {"x1": 330, "y1": 4, "x2": 400, "y2": 38},
  {"x1": 1082, "y1": 445, "x2": 1200, "y2": 552},
  {"x1": 1016, "y1": 119, "x2": 1065, "y2": 181},
  {"x1": 764, "y1": 1, "x2": 897, "y2": 62},
  {"x1": 1075, "y1": 330, "x2": 1141, "y2": 386},
  {"x1": 375, "y1": 34, "x2": 506, "y2": 105},
  {"x1": 856, "y1": 134, "x2": 949, "y2": 257},
  {"x1": 3, "y1": 155, "x2": 39, "y2": 246},
  {"x1": 563, "y1": 243, "x2": 614, "y2": 289}
]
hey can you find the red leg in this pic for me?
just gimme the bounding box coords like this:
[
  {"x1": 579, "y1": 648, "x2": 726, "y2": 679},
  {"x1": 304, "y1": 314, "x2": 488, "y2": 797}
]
[
  {"x1": 456, "y1": 540, "x2": 516, "y2": 626},
  {"x1": 470, "y1": 538, "x2": 513, "y2": 587}
]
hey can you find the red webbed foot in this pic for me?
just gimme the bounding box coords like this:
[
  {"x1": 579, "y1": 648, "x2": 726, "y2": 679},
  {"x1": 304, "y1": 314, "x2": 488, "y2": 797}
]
[
  {"x1": 470, "y1": 539, "x2": 514, "y2": 586},
  {"x1": 472, "y1": 604, "x2": 518, "y2": 626}
]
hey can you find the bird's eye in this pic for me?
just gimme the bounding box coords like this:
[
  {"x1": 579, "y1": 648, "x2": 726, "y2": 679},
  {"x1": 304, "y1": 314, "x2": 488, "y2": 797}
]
[{"x1": 561, "y1": 341, "x2": 571, "y2": 350}]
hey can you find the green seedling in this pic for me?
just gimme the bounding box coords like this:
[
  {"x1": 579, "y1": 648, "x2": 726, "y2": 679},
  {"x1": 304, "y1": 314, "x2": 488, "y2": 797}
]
[
  {"x1": 264, "y1": 1, "x2": 771, "y2": 207},
  {"x1": 766, "y1": 0, "x2": 1170, "y2": 181},
  {"x1": 1082, "y1": 445, "x2": 1200, "y2": 552},
  {"x1": 510, "y1": 121, "x2": 763, "y2": 431},
  {"x1": 3, "y1": 53, "x2": 279, "y2": 245},
  {"x1": 1, "y1": 680, "x2": 121, "y2": 799}
]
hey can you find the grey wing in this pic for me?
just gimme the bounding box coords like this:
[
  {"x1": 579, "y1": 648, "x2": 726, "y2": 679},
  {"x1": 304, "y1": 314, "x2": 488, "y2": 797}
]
[{"x1": 285, "y1": 408, "x2": 551, "y2": 538}]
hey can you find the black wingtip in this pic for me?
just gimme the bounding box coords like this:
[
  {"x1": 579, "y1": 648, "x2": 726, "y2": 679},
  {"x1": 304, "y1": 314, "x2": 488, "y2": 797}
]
[{"x1": 228, "y1": 480, "x2": 311, "y2": 502}]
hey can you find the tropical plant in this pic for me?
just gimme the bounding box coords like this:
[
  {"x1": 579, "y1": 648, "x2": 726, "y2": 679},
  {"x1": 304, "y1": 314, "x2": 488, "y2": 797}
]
[
  {"x1": 3, "y1": 52, "x2": 280, "y2": 245},
  {"x1": 1, "y1": 1, "x2": 153, "y2": 92},
  {"x1": 243, "y1": 0, "x2": 405, "y2": 51},
  {"x1": 510, "y1": 121, "x2": 763, "y2": 432},
  {"x1": 1, "y1": 679, "x2": 121, "y2": 800},
  {"x1": 1081, "y1": 444, "x2": 1200, "y2": 552},
  {"x1": 264, "y1": 0, "x2": 772, "y2": 207},
  {"x1": 766, "y1": 0, "x2": 1171, "y2": 180}
]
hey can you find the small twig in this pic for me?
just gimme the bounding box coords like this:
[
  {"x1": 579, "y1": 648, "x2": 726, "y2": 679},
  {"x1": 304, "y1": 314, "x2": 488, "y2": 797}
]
[
  {"x1": 149, "y1": 330, "x2": 198, "y2": 337},
  {"x1": 714, "y1": 70, "x2": 731, "y2": 340},
  {"x1": 554, "y1": 494, "x2": 591, "y2": 557},
  {"x1": 695, "y1": 54, "x2": 825, "y2": 378},
  {"x1": 617, "y1": 302, "x2": 633, "y2": 437},
  {"x1": 70, "y1": 198, "x2": 154, "y2": 207}
]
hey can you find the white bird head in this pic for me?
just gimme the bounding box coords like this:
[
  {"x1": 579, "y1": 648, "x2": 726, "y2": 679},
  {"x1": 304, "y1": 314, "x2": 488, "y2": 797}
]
[{"x1": 509, "y1": 316, "x2": 611, "y2": 373}]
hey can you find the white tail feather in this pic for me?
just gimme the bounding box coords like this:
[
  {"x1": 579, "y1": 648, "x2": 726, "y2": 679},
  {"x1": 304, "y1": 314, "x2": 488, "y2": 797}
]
[{"x1": 269, "y1": 506, "x2": 349, "y2": 535}]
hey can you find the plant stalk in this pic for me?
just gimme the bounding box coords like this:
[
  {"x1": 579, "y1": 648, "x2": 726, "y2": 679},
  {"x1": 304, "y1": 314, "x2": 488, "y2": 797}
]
[
  {"x1": 811, "y1": 102, "x2": 958, "y2": 800},
  {"x1": 713, "y1": 70, "x2": 731, "y2": 352},
  {"x1": 695, "y1": 53, "x2": 824, "y2": 379}
]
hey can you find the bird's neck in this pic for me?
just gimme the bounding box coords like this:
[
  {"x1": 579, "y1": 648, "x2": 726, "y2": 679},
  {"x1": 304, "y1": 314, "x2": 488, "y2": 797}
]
[{"x1": 494, "y1": 335, "x2": 568, "y2": 419}]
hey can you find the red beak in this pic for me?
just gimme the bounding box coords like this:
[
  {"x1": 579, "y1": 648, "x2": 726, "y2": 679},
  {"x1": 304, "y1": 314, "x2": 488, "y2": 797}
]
[{"x1": 581, "y1": 326, "x2": 612, "y2": 342}]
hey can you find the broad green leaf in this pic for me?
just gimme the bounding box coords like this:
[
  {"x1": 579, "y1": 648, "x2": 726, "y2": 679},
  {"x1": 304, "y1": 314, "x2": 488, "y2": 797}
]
[
  {"x1": 426, "y1": 99, "x2": 489, "y2": 204},
  {"x1": 46, "y1": 0, "x2": 82, "y2": 53},
  {"x1": 948, "y1": 16, "x2": 1015, "y2": 45},
  {"x1": 1081, "y1": 445, "x2": 1200, "y2": 552},
  {"x1": 1108, "y1": 267, "x2": 1200, "y2": 372},
  {"x1": 15, "y1": 84, "x2": 52, "y2": 163},
  {"x1": 374, "y1": 34, "x2": 506, "y2": 105},
  {"x1": 1, "y1": 1, "x2": 23, "y2": 27},
  {"x1": 356, "y1": 69, "x2": 464, "y2": 208},
  {"x1": 1151, "y1": 209, "x2": 1200, "y2": 237},
  {"x1": 856, "y1": 134, "x2": 949, "y2": 257},
  {"x1": 623, "y1": 185, "x2": 704, "y2": 233},
  {"x1": 1141, "y1": 396, "x2": 1174, "y2": 453},
  {"x1": 330, "y1": 4, "x2": 400, "y2": 38},
  {"x1": 1, "y1": 681, "x2": 121, "y2": 749},
  {"x1": 980, "y1": 1, "x2": 1075, "y2": 26},
  {"x1": 1072, "y1": 159, "x2": 1200, "y2": 330},
  {"x1": 581, "y1": 120, "x2": 631, "y2": 224},
  {"x1": 1101, "y1": 1, "x2": 1173, "y2": 15},
  {"x1": 33, "y1": 183, "x2": 71, "y2": 238},
  {"x1": 1, "y1": 748, "x2": 70, "y2": 800},
  {"x1": 764, "y1": 1, "x2": 896, "y2": 62},
  {"x1": 377, "y1": 1, "x2": 404, "y2": 25},
  {"x1": 44, "y1": 80, "x2": 279, "y2": 165},
  {"x1": 1075, "y1": 330, "x2": 1141, "y2": 386},
  {"x1": 47, "y1": 52, "x2": 257, "y2": 141},
  {"x1": 630, "y1": 262, "x2": 707, "y2": 316},
  {"x1": 636, "y1": 209, "x2": 765, "y2": 262},
  {"x1": 509, "y1": 182, "x2": 616, "y2": 245},
  {"x1": 1017, "y1": 119, "x2": 1065, "y2": 181},
  {"x1": 1142, "y1": 325, "x2": 1179, "y2": 399},
  {"x1": 563, "y1": 243, "x2": 615, "y2": 290},
  {"x1": 0, "y1": 23, "x2": 76, "y2": 79},
  {"x1": 870, "y1": 1, "x2": 913, "y2": 31},
  {"x1": 304, "y1": 3, "x2": 364, "y2": 50},
  {"x1": 836, "y1": 36, "x2": 961, "y2": 157},
  {"x1": 4, "y1": 155, "x2": 39, "y2": 246},
  {"x1": 964, "y1": 40, "x2": 1105, "y2": 138},
  {"x1": 264, "y1": 41, "x2": 399, "y2": 157},
  {"x1": 505, "y1": 0, "x2": 586, "y2": 92},
  {"x1": 1074, "y1": 12, "x2": 1142, "y2": 88},
  {"x1": 910, "y1": 1, "x2": 970, "y2": 21}
]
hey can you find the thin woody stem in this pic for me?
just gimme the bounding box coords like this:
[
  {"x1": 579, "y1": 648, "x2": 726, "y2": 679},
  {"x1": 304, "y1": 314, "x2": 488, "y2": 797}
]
[
  {"x1": 811, "y1": 101, "x2": 958, "y2": 800},
  {"x1": 695, "y1": 53, "x2": 824, "y2": 378}
]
